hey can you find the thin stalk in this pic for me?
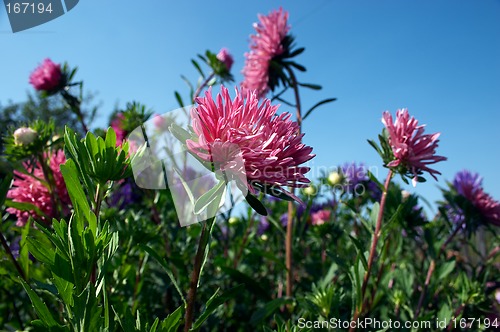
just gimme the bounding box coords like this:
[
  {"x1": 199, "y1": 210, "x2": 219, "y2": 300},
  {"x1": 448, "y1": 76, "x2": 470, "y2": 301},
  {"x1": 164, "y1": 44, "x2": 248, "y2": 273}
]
[
  {"x1": 414, "y1": 221, "x2": 464, "y2": 318},
  {"x1": 0, "y1": 231, "x2": 26, "y2": 281},
  {"x1": 284, "y1": 66, "x2": 302, "y2": 298},
  {"x1": 349, "y1": 170, "x2": 392, "y2": 331},
  {"x1": 193, "y1": 73, "x2": 215, "y2": 102},
  {"x1": 184, "y1": 216, "x2": 216, "y2": 332}
]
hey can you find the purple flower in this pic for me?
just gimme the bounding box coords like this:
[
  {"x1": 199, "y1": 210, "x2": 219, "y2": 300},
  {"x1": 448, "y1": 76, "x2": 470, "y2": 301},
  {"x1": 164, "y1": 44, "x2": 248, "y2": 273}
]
[
  {"x1": 257, "y1": 216, "x2": 270, "y2": 235},
  {"x1": 452, "y1": 170, "x2": 500, "y2": 226}
]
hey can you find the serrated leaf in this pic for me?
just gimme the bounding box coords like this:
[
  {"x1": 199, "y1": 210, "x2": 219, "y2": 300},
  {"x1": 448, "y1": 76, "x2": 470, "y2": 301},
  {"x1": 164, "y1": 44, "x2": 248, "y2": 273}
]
[
  {"x1": 159, "y1": 306, "x2": 183, "y2": 332},
  {"x1": 19, "y1": 278, "x2": 63, "y2": 328}
]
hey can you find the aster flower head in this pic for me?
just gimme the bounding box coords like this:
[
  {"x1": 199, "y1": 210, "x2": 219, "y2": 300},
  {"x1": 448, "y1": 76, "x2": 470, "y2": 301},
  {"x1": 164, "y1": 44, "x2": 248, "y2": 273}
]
[
  {"x1": 7, "y1": 149, "x2": 70, "y2": 226},
  {"x1": 446, "y1": 170, "x2": 500, "y2": 228},
  {"x1": 186, "y1": 85, "x2": 315, "y2": 204},
  {"x1": 242, "y1": 8, "x2": 306, "y2": 99},
  {"x1": 380, "y1": 109, "x2": 447, "y2": 186},
  {"x1": 29, "y1": 58, "x2": 65, "y2": 93}
]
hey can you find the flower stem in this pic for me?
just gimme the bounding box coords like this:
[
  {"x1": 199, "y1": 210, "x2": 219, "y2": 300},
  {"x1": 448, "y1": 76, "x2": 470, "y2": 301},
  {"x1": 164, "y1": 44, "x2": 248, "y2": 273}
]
[
  {"x1": 284, "y1": 66, "x2": 302, "y2": 298},
  {"x1": 0, "y1": 230, "x2": 26, "y2": 281},
  {"x1": 349, "y1": 169, "x2": 392, "y2": 331},
  {"x1": 414, "y1": 221, "x2": 463, "y2": 318},
  {"x1": 61, "y1": 88, "x2": 89, "y2": 133},
  {"x1": 184, "y1": 216, "x2": 215, "y2": 332},
  {"x1": 193, "y1": 73, "x2": 215, "y2": 102}
]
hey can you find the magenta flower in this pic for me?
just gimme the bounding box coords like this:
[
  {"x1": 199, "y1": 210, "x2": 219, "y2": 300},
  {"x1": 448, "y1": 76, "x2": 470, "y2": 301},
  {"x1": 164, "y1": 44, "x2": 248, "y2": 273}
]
[
  {"x1": 216, "y1": 48, "x2": 234, "y2": 71},
  {"x1": 382, "y1": 109, "x2": 447, "y2": 185},
  {"x1": 186, "y1": 86, "x2": 314, "y2": 202},
  {"x1": 311, "y1": 209, "x2": 331, "y2": 226},
  {"x1": 29, "y1": 58, "x2": 63, "y2": 92},
  {"x1": 7, "y1": 150, "x2": 70, "y2": 226},
  {"x1": 110, "y1": 113, "x2": 127, "y2": 145},
  {"x1": 453, "y1": 170, "x2": 500, "y2": 226},
  {"x1": 241, "y1": 8, "x2": 290, "y2": 99}
]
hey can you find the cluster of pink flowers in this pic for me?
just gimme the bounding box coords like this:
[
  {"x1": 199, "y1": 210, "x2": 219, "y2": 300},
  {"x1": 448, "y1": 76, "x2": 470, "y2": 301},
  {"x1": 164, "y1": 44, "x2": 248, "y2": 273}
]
[
  {"x1": 241, "y1": 8, "x2": 290, "y2": 99},
  {"x1": 186, "y1": 86, "x2": 314, "y2": 201},
  {"x1": 382, "y1": 109, "x2": 447, "y2": 185},
  {"x1": 29, "y1": 58, "x2": 63, "y2": 92},
  {"x1": 7, "y1": 150, "x2": 70, "y2": 226}
]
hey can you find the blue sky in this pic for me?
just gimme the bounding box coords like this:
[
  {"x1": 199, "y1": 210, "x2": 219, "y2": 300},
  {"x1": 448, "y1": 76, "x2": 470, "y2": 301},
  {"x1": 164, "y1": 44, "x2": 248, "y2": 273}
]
[{"x1": 1, "y1": 0, "x2": 499, "y2": 215}]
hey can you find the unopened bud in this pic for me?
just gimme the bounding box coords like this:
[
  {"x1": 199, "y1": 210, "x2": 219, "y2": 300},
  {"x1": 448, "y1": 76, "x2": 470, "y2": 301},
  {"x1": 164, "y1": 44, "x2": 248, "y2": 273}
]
[{"x1": 13, "y1": 127, "x2": 38, "y2": 145}]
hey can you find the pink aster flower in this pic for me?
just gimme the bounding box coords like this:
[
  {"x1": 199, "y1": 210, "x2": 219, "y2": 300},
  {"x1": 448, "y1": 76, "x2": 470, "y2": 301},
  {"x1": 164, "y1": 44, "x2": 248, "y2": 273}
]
[
  {"x1": 7, "y1": 150, "x2": 70, "y2": 227},
  {"x1": 311, "y1": 209, "x2": 331, "y2": 226},
  {"x1": 382, "y1": 109, "x2": 447, "y2": 186},
  {"x1": 29, "y1": 58, "x2": 63, "y2": 92},
  {"x1": 111, "y1": 113, "x2": 127, "y2": 145},
  {"x1": 216, "y1": 48, "x2": 234, "y2": 71},
  {"x1": 186, "y1": 86, "x2": 314, "y2": 202},
  {"x1": 241, "y1": 8, "x2": 290, "y2": 99}
]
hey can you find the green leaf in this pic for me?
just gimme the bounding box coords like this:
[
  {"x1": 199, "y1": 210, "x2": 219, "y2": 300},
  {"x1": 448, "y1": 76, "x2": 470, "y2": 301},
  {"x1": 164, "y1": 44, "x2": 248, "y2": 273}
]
[
  {"x1": 0, "y1": 172, "x2": 13, "y2": 208},
  {"x1": 298, "y1": 82, "x2": 322, "y2": 90},
  {"x1": 193, "y1": 180, "x2": 225, "y2": 215},
  {"x1": 139, "y1": 244, "x2": 186, "y2": 305},
  {"x1": 191, "y1": 284, "x2": 245, "y2": 331},
  {"x1": 27, "y1": 236, "x2": 55, "y2": 265},
  {"x1": 249, "y1": 297, "x2": 294, "y2": 326},
  {"x1": 244, "y1": 194, "x2": 268, "y2": 216},
  {"x1": 302, "y1": 98, "x2": 337, "y2": 121},
  {"x1": 174, "y1": 91, "x2": 185, "y2": 108},
  {"x1": 52, "y1": 274, "x2": 74, "y2": 306},
  {"x1": 60, "y1": 159, "x2": 97, "y2": 236},
  {"x1": 438, "y1": 260, "x2": 456, "y2": 280},
  {"x1": 348, "y1": 235, "x2": 368, "y2": 271},
  {"x1": 169, "y1": 122, "x2": 192, "y2": 144},
  {"x1": 289, "y1": 47, "x2": 305, "y2": 57},
  {"x1": 191, "y1": 59, "x2": 205, "y2": 79},
  {"x1": 159, "y1": 306, "x2": 183, "y2": 332},
  {"x1": 19, "y1": 278, "x2": 63, "y2": 328}
]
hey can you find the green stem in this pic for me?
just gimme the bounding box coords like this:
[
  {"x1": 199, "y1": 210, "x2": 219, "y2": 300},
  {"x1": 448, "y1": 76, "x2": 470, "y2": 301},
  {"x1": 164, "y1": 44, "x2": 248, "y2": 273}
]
[
  {"x1": 0, "y1": 230, "x2": 26, "y2": 281},
  {"x1": 184, "y1": 216, "x2": 216, "y2": 332},
  {"x1": 193, "y1": 73, "x2": 215, "y2": 102},
  {"x1": 349, "y1": 170, "x2": 392, "y2": 331},
  {"x1": 284, "y1": 66, "x2": 302, "y2": 298}
]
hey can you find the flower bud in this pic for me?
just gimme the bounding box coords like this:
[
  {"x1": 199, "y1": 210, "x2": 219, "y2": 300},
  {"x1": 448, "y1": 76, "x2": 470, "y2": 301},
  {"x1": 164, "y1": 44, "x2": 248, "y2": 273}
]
[
  {"x1": 327, "y1": 171, "x2": 342, "y2": 186},
  {"x1": 228, "y1": 217, "x2": 239, "y2": 225},
  {"x1": 13, "y1": 127, "x2": 38, "y2": 145},
  {"x1": 401, "y1": 190, "x2": 411, "y2": 200},
  {"x1": 303, "y1": 185, "x2": 317, "y2": 196},
  {"x1": 216, "y1": 48, "x2": 234, "y2": 71}
]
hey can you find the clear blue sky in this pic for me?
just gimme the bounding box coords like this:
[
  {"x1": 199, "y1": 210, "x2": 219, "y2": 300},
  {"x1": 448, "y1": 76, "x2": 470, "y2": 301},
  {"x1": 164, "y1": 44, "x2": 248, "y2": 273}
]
[{"x1": 1, "y1": 0, "x2": 499, "y2": 215}]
